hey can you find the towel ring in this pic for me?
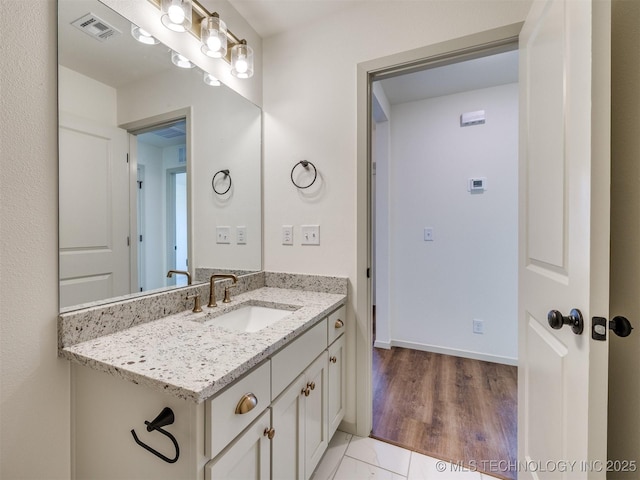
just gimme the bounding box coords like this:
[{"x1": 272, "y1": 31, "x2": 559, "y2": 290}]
[
  {"x1": 290, "y1": 160, "x2": 317, "y2": 189},
  {"x1": 212, "y1": 169, "x2": 232, "y2": 195}
]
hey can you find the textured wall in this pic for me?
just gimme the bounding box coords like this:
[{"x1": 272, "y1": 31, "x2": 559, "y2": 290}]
[{"x1": 0, "y1": 1, "x2": 71, "y2": 478}]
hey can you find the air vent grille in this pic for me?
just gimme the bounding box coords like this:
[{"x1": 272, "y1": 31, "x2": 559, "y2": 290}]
[{"x1": 71, "y1": 13, "x2": 121, "y2": 42}]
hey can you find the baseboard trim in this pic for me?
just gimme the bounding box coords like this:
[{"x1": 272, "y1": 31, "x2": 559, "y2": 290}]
[
  {"x1": 373, "y1": 340, "x2": 391, "y2": 349},
  {"x1": 381, "y1": 340, "x2": 518, "y2": 366}
]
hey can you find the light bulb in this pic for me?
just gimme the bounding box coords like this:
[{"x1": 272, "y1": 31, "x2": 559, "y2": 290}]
[
  {"x1": 206, "y1": 36, "x2": 222, "y2": 52},
  {"x1": 203, "y1": 72, "x2": 220, "y2": 86},
  {"x1": 131, "y1": 24, "x2": 160, "y2": 45},
  {"x1": 235, "y1": 58, "x2": 248, "y2": 74},
  {"x1": 231, "y1": 40, "x2": 253, "y2": 79},
  {"x1": 168, "y1": 4, "x2": 185, "y2": 24},
  {"x1": 171, "y1": 51, "x2": 194, "y2": 69}
]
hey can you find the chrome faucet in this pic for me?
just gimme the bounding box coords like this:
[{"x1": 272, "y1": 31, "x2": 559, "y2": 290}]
[
  {"x1": 208, "y1": 274, "x2": 238, "y2": 307},
  {"x1": 167, "y1": 270, "x2": 192, "y2": 285}
]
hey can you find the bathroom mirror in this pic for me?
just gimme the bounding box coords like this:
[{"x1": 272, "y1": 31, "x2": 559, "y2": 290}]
[{"x1": 58, "y1": 0, "x2": 262, "y2": 311}]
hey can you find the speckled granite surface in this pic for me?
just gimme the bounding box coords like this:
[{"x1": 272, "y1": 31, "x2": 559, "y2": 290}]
[
  {"x1": 61, "y1": 287, "x2": 346, "y2": 403},
  {"x1": 265, "y1": 272, "x2": 348, "y2": 294},
  {"x1": 59, "y1": 272, "x2": 265, "y2": 349}
]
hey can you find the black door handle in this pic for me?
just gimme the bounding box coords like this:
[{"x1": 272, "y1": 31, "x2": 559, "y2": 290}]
[
  {"x1": 548, "y1": 309, "x2": 584, "y2": 335},
  {"x1": 610, "y1": 316, "x2": 633, "y2": 337}
]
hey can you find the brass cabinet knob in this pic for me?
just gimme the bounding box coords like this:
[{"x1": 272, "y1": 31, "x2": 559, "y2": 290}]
[
  {"x1": 335, "y1": 319, "x2": 344, "y2": 329},
  {"x1": 301, "y1": 387, "x2": 310, "y2": 397},
  {"x1": 307, "y1": 381, "x2": 315, "y2": 391},
  {"x1": 330, "y1": 356, "x2": 337, "y2": 363},
  {"x1": 263, "y1": 427, "x2": 276, "y2": 440},
  {"x1": 235, "y1": 393, "x2": 258, "y2": 414}
]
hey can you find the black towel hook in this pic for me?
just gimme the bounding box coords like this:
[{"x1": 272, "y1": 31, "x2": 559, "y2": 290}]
[
  {"x1": 212, "y1": 169, "x2": 232, "y2": 195},
  {"x1": 291, "y1": 160, "x2": 317, "y2": 189},
  {"x1": 131, "y1": 407, "x2": 180, "y2": 464}
]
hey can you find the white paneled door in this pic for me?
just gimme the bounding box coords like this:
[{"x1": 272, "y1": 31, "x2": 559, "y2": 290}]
[
  {"x1": 59, "y1": 112, "x2": 130, "y2": 308},
  {"x1": 518, "y1": 0, "x2": 611, "y2": 477}
]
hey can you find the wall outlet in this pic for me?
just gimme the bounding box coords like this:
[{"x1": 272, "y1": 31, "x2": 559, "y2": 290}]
[
  {"x1": 236, "y1": 226, "x2": 247, "y2": 245},
  {"x1": 282, "y1": 225, "x2": 293, "y2": 245},
  {"x1": 301, "y1": 225, "x2": 320, "y2": 245},
  {"x1": 216, "y1": 226, "x2": 231, "y2": 244},
  {"x1": 473, "y1": 319, "x2": 484, "y2": 334},
  {"x1": 424, "y1": 227, "x2": 434, "y2": 241}
]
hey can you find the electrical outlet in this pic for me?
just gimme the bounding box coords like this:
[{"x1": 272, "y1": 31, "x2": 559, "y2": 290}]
[
  {"x1": 301, "y1": 225, "x2": 320, "y2": 245},
  {"x1": 237, "y1": 226, "x2": 247, "y2": 245},
  {"x1": 473, "y1": 319, "x2": 484, "y2": 334},
  {"x1": 216, "y1": 226, "x2": 231, "y2": 244},
  {"x1": 424, "y1": 227, "x2": 434, "y2": 241},
  {"x1": 282, "y1": 225, "x2": 293, "y2": 245}
]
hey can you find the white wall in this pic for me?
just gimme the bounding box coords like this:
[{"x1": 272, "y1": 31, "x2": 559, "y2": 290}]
[
  {"x1": 0, "y1": 1, "x2": 70, "y2": 478},
  {"x1": 262, "y1": 0, "x2": 530, "y2": 429},
  {"x1": 375, "y1": 84, "x2": 518, "y2": 364},
  {"x1": 58, "y1": 66, "x2": 117, "y2": 125},
  {"x1": 118, "y1": 69, "x2": 262, "y2": 272}
]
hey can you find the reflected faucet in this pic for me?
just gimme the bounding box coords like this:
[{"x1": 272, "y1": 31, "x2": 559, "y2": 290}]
[
  {"x1": 208, "y1": 274, "x2": 238, "y2": 307},
  {"x1": 167, "y1": 270, "x2": 192, "y2": 285}
]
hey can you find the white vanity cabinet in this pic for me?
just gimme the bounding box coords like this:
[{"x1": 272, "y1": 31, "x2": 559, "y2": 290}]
[
  {"x1": 205, "y1": 409, "x2": 272, "y2": 480},
  {"x1": 271, "y1": 351, "x2": 329, "y2": 480},
  {"x1": 71, "y1": 304, "x2": 346, "y2": 480}
]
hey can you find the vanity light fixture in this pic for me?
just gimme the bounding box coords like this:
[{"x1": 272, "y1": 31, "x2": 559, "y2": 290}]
[
  {"x1": 171, "y1": 50, "x2": 195, "y2": 68},
  {"x1": 203, "y1": 72, "x2": 220, "y2": 86},
  {"x1": 230, "y1": 40, "x2": 254, "y2": 79},
  {"x1": 131, "y1": 24, "x2": 160, "y2": 45},
  {"x1": 161, "y1": 0, "x2": 192, "y2": 32},
  {"x1": 150, "y1": 0, "x2": 254, "y2": 80},
  {"x1": 201, "y1": 14, "x2": 227, "y2": 58}
]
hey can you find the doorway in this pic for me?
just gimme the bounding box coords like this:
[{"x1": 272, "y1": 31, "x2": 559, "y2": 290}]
[
  {"x1": 369, "y1": 47, "x2": 519, "y2": 477},
  {"x1": 134, "y1": 119, "x2": 188, "y2": 291}
]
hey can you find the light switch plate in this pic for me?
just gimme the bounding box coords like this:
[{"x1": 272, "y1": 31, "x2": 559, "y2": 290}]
[
  {"x1": 301, "y1": 225, "x2": 320, "y2": 245},
  {"x1": 216, "y1": 226, "x2": 231, "y2": 244}
]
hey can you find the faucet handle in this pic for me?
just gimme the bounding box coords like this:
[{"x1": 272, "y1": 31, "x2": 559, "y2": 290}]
[
  {"x1": 186, "y1": 294, "x2": 202, "y2": 313},
  {"x1": 223, "y1": 285, "x2": 237, "y2": 303}
]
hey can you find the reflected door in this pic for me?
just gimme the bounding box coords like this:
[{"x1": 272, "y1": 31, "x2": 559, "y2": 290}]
[{"x1": 59, "y1": 112, "x2": 130, "y2": 307}]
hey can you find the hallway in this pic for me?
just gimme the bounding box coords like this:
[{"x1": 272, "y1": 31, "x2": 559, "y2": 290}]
[{"x1": 371, "y1": 348, "x2": 517, "y2": 480}]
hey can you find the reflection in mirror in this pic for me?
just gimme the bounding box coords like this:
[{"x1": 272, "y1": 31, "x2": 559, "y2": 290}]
[{"x1": 58, "y1": 0, "x2": 262, "y2": 311}]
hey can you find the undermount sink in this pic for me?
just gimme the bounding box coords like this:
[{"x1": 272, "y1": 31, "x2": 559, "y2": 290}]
[{"x1": 204, "y1": 305, "x2": 294, "y2": 333}]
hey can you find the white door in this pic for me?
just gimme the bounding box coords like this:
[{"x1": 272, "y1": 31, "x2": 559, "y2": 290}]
[
  {"x1": 59, "y1": 112, "x2": 130, "y2": 308},
  {"x1": 519, "y1": 0, "x2": 610, "y2": 476}
]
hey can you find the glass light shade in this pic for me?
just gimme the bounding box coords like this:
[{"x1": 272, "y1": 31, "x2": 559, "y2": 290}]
[
  {"x1": 203, "y1": 72, "x2": 221, "y2": 87},
  {"x1": 200, "y1": 15, "x2": 227, "y2": 58},
  {"x1": 171, "y1": 50, "x2": 195, "y2": 69},
  {"x1": 230, "y1": 41, "x2": 254, "y2": 79},
  {"x1": 161, "y1": 0, "x2": 192, "y2": 33},
  {"x1": 131, "y1": 24, "x2": 160, "y2": 45}
]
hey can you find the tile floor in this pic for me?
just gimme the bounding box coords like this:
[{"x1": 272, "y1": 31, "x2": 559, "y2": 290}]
[{"x1": 311, "y1": 432, "x2": 503, "y2": 480}]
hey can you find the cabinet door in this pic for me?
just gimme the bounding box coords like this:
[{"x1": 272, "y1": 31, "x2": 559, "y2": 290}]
[
  {"x1": 206, "y1": 410, "x2": 271, "y2": 480},
  {"x1": 304, "y1": 351, "x2": 328, "y2": 479},
  {"x1": 327, "y1": 335, "x2": 346, "y2": 438},
  {"x1": 271, "y1": 374, "x2": 306, "y2": 480}
]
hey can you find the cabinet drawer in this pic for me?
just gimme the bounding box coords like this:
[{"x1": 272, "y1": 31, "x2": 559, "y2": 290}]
[
  {"x1": 327, "y1": 305, "x2": 346, "y2": 345},
  {"x1": 271, "y1": 319, "x2": 327, "y2": 400},
  {"x1": 207, "y1": 361, "x2": 271, "y2": 459}
]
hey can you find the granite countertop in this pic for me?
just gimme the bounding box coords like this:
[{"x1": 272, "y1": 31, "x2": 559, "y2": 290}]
[{"x1": 60, "y1": 287, "x2": 346, "y2": 403}]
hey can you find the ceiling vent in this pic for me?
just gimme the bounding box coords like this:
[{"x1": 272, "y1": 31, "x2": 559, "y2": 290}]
[{"x1": 71, "y1": 13, "x2": 121, "y2": 42}]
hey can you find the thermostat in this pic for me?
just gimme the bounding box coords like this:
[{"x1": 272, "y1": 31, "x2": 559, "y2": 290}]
[{"x1": 468, "y1": 177, "x2": 487, "y2": 192}]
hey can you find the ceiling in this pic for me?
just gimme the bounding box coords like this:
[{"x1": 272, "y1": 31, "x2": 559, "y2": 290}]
[
  {"x1": 376, "y1": 50, "x2": 519, "y2": 106},
  {"x1": 227, "y1": 0, "x2": 362, "y2": 38},
  {"x1": 59, "y1": 1, "x2": 518, "y2": 109}
]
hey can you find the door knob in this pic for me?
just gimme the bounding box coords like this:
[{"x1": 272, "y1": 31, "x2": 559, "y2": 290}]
[
  {"x1": 547, "y1": 308, "x2": 584, "y2": 334},
  {"x1": 610, "y1": 316, "x2": 633, "y2": 337}
]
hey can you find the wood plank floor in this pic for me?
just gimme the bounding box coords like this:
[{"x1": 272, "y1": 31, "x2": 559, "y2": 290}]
[{"x1": 372, "y1": 347, "x2": 517, "y2": 480}]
